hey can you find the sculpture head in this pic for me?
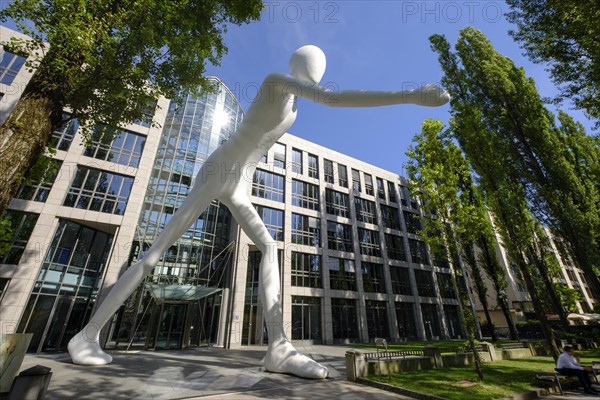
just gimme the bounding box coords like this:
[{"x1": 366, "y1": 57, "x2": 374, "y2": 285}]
[{"x1": 290, "y1": 45, "x2": 326, "y2": 84}]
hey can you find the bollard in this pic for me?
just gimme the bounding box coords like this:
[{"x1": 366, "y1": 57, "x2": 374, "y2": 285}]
[{"x1": 7, "y1": 365, "x2": 52, "y2": 400}]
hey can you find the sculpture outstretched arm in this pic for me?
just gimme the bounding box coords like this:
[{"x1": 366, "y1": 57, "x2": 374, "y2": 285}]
[{"x1": 267, "y1": 73, "x2": 450, "y2": 108}]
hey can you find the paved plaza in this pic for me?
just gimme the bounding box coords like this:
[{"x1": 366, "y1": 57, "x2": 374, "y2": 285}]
[
  {"x1": 17, "y1": 345, "x2": 412, "y2": 400},
  {"x1": 13, "y1": 344, "x2": 600, "y2": 400}
]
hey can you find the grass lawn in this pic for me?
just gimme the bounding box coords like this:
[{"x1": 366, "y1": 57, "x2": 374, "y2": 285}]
[{"x1": 368, "y1": 357, "x2": 559, "y2": 400}]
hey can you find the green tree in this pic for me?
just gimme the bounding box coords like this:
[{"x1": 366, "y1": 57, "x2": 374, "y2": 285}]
[
  {"x1": 0, "y1": 0, "x2": 263, "y2": 216},
  {"x1": 506, "y1": 0, "x2": 600, "y2": 124},
  {"x1": 429, "y1": 28, "x2": 564, "y2": 358},
  {"x1": 407, "y1": 118, "x2": 484, "y2": 380},
  {"x1": 430, "y1": 25, "x2": 600, "y2": 315}
]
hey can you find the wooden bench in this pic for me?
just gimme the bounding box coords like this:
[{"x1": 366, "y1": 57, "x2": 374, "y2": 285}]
[{"x1": 535, "y1": 371, "x2": 577, "y2": 395}]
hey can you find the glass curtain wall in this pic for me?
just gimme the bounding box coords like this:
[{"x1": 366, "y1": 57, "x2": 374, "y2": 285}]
[{"x1": 106, "y1": 79, "x2": 243, "y2": 350}]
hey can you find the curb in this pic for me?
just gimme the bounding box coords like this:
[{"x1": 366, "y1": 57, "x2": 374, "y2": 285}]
[{"x1": 356, "y1": 378, "x2": 449, "y2": 400}]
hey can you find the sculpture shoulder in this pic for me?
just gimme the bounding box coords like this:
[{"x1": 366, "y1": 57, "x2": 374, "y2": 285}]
[{"x1": 263, "y1": 72, "x2": 294, "y2": 86}]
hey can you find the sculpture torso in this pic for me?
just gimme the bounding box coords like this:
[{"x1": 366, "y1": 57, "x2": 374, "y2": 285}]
[{"x1": 203, "y1": 75, "x2": 298, "y2": 197}]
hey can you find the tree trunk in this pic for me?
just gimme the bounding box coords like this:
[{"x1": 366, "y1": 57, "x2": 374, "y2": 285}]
[
  {"x1": 496, "y1": 290, "x2": 519, "y2": 340},
  {"x1": 0, "y1": 71, "x2": 62, "y2": 215},
  {"x1": 472, "y1": 263, "x2": 498, "y2": 341},
  {"x1": 478, "y1": 233, "x2": 519, "y2": 340},
  {"x1": 528, "y1": 244, "x2": 570, "y2": 330},
  {"x1": 518, "y1": 256, "x2": 561, "y2": 359}
]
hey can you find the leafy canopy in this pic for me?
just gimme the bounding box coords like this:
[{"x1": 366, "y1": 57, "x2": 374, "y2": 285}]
[{"x1": 0, "y1": 0, "x2": 263, "y2": 129}]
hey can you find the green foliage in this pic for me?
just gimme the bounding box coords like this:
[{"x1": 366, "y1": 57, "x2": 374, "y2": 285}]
[
  {"x1": 0, "y1": 216, "x2": 13, "y2": 258},
  {"x1": 506, "y1": 1, "x2": 600, "y2": 124},
  {"x1": 0, "y1": 0, "x2": 263, "y2": 134}
]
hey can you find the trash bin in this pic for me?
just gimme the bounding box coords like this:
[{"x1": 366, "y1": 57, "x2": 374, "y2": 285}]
[{"x1": 8, "y1": 365, "x2": 52, "y2": 400}]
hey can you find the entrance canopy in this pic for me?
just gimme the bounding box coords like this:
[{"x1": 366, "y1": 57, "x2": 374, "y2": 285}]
[{"x1": 145, "y1": 283, "x2": 222, "y2": 302}]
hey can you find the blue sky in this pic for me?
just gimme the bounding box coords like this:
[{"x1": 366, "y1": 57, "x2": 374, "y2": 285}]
[{"x1": 205, "y1": 0, "x2": 594, "y2": 176}]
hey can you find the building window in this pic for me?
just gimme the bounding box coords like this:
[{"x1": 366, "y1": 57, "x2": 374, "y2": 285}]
[
  {"x1": 63, "y1": 166, "x2": 134, "y2": 215},
  {"x1": 291, "y1": 296, "x2": 321, "y2": 341},
  {"x1": 338, "y1": 164, "x2": 348, "y2": 187},
  {"x1": 399, "y1": 185, "x2": 409, "y2": 206},
  {"x1": 390, "y1": 267, "x2": 412, "y2": 295},
  {"x1": 444, "y1": 304, "x2": 463, "y2": 339},
  {"x1": 414, "y1": 269, "x2": 436, "y2": 297},
  {"x1": 432, "y1": 250, "x2": 451, "y2": 269},
  {"x1": 365, "y1": 300, "x2": 389, "y2": 340},
  {"x1": 0, "y1": 48, "x2": 26, "y2": 85},
  {"x1": 380, "y1": 205, "x2": 401, "y2": 230},
  {"x1": 252, "y1": 169, "x2": 285, "y2": 202},
  {"x1": 421, "y1": 303, "x2": 442, "y2": 339},
  {"x1": 0, "y1": 278, "x2": 9, "y2": 304},
  {"x1": 84, "y1": 125, "x2": 146, "y2": 168},
  {"x1": 328, "y1": 257, "x2": 357, "y2": 291},
  {"x1": 437, "y1": 272, "x2": 456, "y2": 299},
  {"x1": 395, "y1": 302, "x2": 418, "y2": 340},
  {"x1": 273, "y1": 142, "x2": 286, "y2": 169},
  {"x1": 324, "y1": 159, "x2": 334, "y2": 183},
  {"x1": 1, "y1": 211, "x2": 39, "y2": 264},
  {"x1": 291, "y1": 213, "x2": 320, "y2": 246},
  {"x1": 409, "y1": 239, "x2": 429, "y2": 265},
  {"x1": 376, "y1": 177, "x2": 386, "y2": 199},
  {"x1": 17, "y1": 219, "x2": 114, "y2": 353},
  {"x1": 358, "y1": 228, "x2": 381, "y2": 257},
  {"x1": 254, "y1": 205, "x2": 284, "y2": 241},
  {"x1": 361, "y1": 262, "x2": 385, "y2": 293},
  {"x1": 291, "y1": 179, "x2": 319, "y2": 210},
  {"x1": 327, "y1": 221, "x2": 353, "y2": 253},
  {"x1": 364, "y1": 174, "x2": 374, "y2": 196},
  {"x1": 403, "y1": 211, "x2": 422, "y2": 234},
  {"x1": 351, "y1": 169, "x2": 361, "y2": 193},
  {"x1": 354, "y1": 197, "x2": 377, "y2": 224},
  {"x1": 49, "y1": 115, "x2": 78, "y2": 151},
  {"x1": 291, "y1": 148, "x2": 303, "y2": 174},
  {"x1": 15, "y1": 160, "x2": 62, "y2": 203},
  {"x1": 308, "y1": 153, "x2": 319, "y2": 178},
  {"x1": 387, "y1": 181, "x2": 397, "y2": 203},
  {"x1": 259, "y1": 154, "x2": 267, "y2": 163},
  {"x1": 325, "y1": 189, "x2": 350, "y2": 218},
  {"x1": 291, "y1": 252, "x2": 321, "y2": 288},
  {"x1": 385, "y1": 234, "x2": 407, "y2": 261},
  {"x1": 331, "y1": 298, "x2": 359, "y2": 340}
]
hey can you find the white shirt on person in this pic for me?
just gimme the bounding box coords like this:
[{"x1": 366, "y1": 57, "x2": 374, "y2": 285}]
[{"x1": 557, "y1": 352, "x2": 583, "y2": 370}]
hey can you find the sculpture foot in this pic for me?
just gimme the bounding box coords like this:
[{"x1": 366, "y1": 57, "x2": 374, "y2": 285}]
[
  {"x1": 68, "y1": 330, "x2": 113, "y2": 365},
  {"x1": 412, "y1": 84, "x2": 450, "y2": 107},
  {"x1": 263, "y1": 337, "x2": 328, "y2": 379}
]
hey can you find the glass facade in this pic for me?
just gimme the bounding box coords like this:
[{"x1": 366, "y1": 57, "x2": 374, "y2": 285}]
[
  {"x1": 63, "y1": 166, "x2": 134, "y2": 215},
  {"x1": 15, "y1": 160, "x2": 62, "y2": 203},
  {"x1": 84, "y1": 125, "x2": 146, "y2": 168},
  {"x1": 18, "y1": 220, "x2": 113, "y2": 352},
  {"x1": 291, "y1": 179, "x2": 319, "y2": 210},
  {"x1": 252, "y1": 169, "x2": 285, "y2": 202},
  {"x1": 0, "y1": 48, "x2": 26, "y2": 85},
  {"x1": 325, "y1": 189, "x2": 350, "y2": 218},
  {"x1": 107, "y1": 79, "x2": 242, "y2": 350},
  {"x1": 1, "y1": 211, "x2": 39, "y2": 264},
  {"x1": 290, "y1": 213, "x2": 320, "y2": 246},
  {"x1": 291, "y1": 252, "x2": 321, "y2": 288}
]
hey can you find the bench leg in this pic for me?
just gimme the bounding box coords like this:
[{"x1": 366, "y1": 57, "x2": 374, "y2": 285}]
[{"x1": 554, "y1": 374, "x2": 564, "y2": 396}]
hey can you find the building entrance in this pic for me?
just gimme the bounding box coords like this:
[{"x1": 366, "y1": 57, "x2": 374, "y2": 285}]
[{"x1": 147, "y1": 302, "x2": 188, "y2": 349}]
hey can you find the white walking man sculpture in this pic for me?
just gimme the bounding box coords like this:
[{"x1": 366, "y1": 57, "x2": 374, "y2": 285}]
[{"x1": 68, "y1": 45, "x2": 449, "y2": 379}]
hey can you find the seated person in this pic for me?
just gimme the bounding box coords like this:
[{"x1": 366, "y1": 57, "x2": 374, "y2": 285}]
[{"x1": 556, "y1": 345, "x2": 599, "y2": 395}]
